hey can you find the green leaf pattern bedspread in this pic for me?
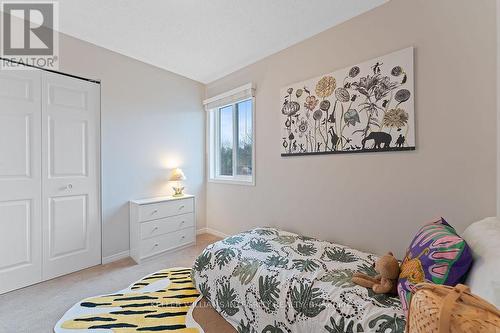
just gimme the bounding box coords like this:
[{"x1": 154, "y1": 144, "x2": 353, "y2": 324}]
[{"x1": 192, "y1": 227, "x2": 405, "y2": 333}]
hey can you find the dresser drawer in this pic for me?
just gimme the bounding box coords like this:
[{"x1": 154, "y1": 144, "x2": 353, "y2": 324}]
[
  {"x1": 138, "y1": 198, "x2": 194, "y2": 222},
  {"x1": 140, "y1": 227, "x2": 195, "y2": 259},
  {"x1": 140, "y1": 213, "x2": 194, "y2": 240}
]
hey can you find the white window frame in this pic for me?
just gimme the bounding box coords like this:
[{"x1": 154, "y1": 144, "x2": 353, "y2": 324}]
[{"x1": 205, "y1": 85, "x2": 255, "y2": 186}]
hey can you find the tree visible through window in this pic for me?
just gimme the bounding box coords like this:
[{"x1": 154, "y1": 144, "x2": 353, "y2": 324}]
[
  {"x1": 219, "y1": 105, "x2": 233, "y2": 176},
  {"x1": 237, "y1": 99, "x2": 252, "y2": 176}
]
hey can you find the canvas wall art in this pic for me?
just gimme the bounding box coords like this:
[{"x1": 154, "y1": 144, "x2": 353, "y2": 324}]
[{"x1": 280, "y1": 47, "x2": 415, "y2": 156}]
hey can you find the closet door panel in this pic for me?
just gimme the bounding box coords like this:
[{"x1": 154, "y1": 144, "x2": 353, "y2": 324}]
[
  {"x1": 0, "y1": 113, "x2": 31, "y2": 177},
  {"x1": 0, "y1": 70, "x2": 42, "y2": 294},
  {"x1": 42, "y1": 72, "x2": 101, "y2": 280},
  {"x1": 48, "y1": 117, "x2": 88, "y2": 177},
  {"x1": 0, "y1": 200, "x2": 32, "y2": 267},
  {"x1": 48, "y1": 195, "x2": 88, "y2": 258}
]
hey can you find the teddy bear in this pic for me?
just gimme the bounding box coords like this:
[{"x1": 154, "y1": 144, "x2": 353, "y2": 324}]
[{"x1": 351, "y1": 252, "x2": 400, "y2": 295}]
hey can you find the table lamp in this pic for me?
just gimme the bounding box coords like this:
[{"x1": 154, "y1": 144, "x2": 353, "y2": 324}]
[{"x1": 168, "y1": 168, "x2": 186, "y2": 197}]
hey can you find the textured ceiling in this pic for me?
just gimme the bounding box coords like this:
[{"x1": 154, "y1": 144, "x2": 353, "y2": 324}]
[{"x1": 56, "y1": 0, "x2": 388, "y2": 83}]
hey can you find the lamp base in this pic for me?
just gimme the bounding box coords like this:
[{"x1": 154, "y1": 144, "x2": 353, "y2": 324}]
[{"x1": 172, "y1": 186, "x2": 185, "y2": 197}]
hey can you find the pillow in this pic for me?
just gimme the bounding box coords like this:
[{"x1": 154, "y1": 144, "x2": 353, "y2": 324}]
[
  {"x1": 397, "y1": 218, "x2": 473, "y2": 316},
  {"x1": 462, "y1": 217, "x2": 500, "y2": 307}
]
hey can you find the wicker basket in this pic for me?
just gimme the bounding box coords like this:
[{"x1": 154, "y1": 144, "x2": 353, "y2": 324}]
[{"x1": 407, "y1": 283, "x2": 500, "y2": 333}]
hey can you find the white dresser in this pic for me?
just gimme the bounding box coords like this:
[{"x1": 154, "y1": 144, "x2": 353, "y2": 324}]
[{"x1": 129, "y1": 195, "x2": 196, "y2": 263}]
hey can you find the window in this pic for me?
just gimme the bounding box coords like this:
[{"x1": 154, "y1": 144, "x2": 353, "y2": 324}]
[{"x1": 205, "y1": 84, "x2": 255, "y2": 185}]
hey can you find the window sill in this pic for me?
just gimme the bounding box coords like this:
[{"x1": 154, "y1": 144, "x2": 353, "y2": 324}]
[{"x1": 208, "y1": 177, "x2": 255, "y2": 186}]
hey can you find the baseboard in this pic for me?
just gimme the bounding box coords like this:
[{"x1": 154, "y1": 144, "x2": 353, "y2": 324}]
[
  {"x1": 198, "y1": 227, "x2": 229, "y2": 238},
  {"x1": 196, "y1": 227, "x2": 208, "y2": 235},
  {"x1": 102, "y1": 250, "x2": 130, "y2": 264}
]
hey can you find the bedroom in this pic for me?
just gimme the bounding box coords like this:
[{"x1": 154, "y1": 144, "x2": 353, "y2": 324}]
[{"x1": 0, "y1": 0, "x2": 499, "y2": 332}]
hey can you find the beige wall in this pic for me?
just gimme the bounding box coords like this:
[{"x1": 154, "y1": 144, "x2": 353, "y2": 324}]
[
  {"x1": 57, "y1": 33, "x2": 206, "y2": 259},
  {"x1": 205, "y1": 0, "x2": 497, "y2": 257},
  {"x1": 497, "y1": 0, "x2": 500, "y2": 217}
]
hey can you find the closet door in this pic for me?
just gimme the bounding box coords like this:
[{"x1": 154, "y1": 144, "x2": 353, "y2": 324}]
[
  {"x1": 41, "y1": 72, "x2": 101, "y2": 280},
  {"x1": 0, "y1": 69, "x2": 42, "y2": 294}
]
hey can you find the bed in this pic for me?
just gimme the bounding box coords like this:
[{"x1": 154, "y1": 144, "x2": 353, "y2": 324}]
[{"x1": 192, "y1": 227, "x2": 405, "y2": 333}]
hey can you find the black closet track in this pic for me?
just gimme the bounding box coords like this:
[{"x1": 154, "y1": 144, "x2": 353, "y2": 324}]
[{"x1": 0, "y1": 57, "x2": 100, "y2": 84}]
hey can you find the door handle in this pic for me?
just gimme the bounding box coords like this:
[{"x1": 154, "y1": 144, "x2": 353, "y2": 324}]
[{"x1": 62, "y1": 184, "x2": 73, "y2": 191}]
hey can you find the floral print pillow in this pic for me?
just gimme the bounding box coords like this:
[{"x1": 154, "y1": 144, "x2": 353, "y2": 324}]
[{"x1": 397, "y1": 218, "x2": 473, "y2": 316}]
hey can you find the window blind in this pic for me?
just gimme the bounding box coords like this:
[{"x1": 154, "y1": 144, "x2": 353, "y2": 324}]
[{"x1": 203, "y1": 83, "x2": 255, "y2": 110}]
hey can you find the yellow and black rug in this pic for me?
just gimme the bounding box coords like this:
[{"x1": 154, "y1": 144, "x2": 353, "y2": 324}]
[{"x1": 55, "y1": 267, "x2": 203, "y2": 333}]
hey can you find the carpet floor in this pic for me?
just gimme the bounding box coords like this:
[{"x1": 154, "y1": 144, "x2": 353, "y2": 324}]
[{"x1": 0, "y1": 233, "x2": 234, "y2": 333}]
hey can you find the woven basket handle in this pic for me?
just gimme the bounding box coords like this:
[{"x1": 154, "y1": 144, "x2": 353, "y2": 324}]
[
  {"x1": 417, "y1": 283, "x2": 500, "y2": 313},
  {"x1": 415, "y1": 283, "x2": 500, "y2": 333},
  {"x1": 437, "y1": 284, "x2": 469, "y2": 333}
]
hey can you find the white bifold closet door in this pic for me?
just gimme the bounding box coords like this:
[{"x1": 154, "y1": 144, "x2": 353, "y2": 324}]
[
  {"x1": 41, "y1": 71, "x2": 101, "y2": 280},
  {"x1": 0, "y1": 70, "x2": 42, "y2": 294},
  {"x1": 0, "y1": 68, "x2": 101, "y2": 294}
]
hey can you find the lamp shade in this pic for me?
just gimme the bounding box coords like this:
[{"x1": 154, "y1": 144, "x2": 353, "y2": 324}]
[{"x1": 169, "y1": 168, "x2": 186, "y2": 181}]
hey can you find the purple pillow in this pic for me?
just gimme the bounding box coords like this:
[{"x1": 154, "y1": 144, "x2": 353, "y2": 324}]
[{"x1": 397, "y1": 218, "x2": 472, "y2": 316}]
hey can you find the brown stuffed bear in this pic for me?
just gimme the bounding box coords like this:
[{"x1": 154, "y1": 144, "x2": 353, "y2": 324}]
[{"x1": 351, "y1": 252, "x2": 400, "y2": 295}]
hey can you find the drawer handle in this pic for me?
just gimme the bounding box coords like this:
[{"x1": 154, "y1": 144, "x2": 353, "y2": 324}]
[
  {"x1": 151, "y1": 209, "x2": 158, "y2": 215},
  {"x1": 152, "y1": 226, "x2": 159, "y2": 232},
  {"x1": 180, "y1": 221, "x2": 185, "y2": 225},
  {"x1": 181, "y1": 235, "x2": 186, "y2": 239},
  {"x1": 178, "y1": 205, "x2": 185, "y2": 210},
  {"x1": 153, "y1": 243, "x2": 159, "y2": 248}
]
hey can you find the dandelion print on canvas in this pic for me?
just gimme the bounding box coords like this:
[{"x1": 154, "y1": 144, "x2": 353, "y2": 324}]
[{"x1": 281, "y1": 47, "x2": 415, "y2": 156}]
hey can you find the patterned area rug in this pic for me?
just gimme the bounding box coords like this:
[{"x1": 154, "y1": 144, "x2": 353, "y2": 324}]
[{"x1": 55, "y1": 267, "x2": 204, "y2": 333}]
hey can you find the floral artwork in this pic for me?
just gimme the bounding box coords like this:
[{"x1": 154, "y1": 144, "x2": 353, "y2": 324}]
[{"x1": 281, "y1": 47, "x2": 415, "y2": 156}]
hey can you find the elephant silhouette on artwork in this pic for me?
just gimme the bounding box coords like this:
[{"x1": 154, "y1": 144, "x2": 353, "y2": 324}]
[{"x1": 361, "y1": 131, "x2": 392, "y2": 149}]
